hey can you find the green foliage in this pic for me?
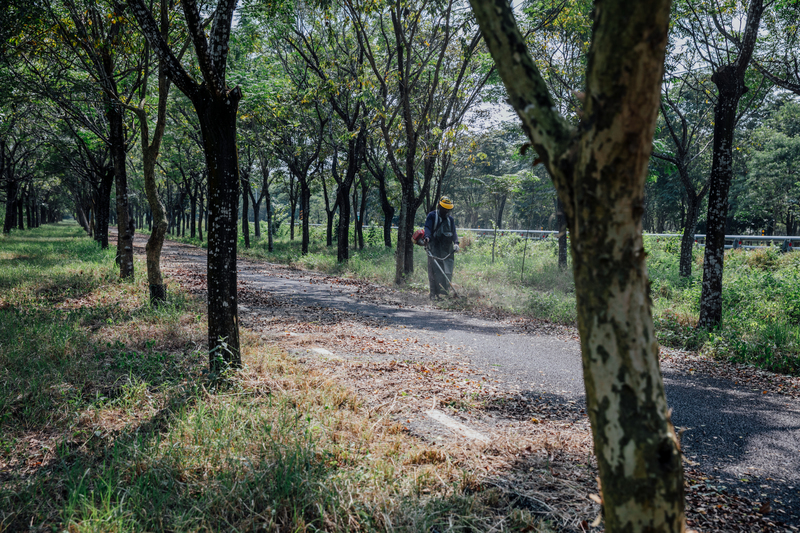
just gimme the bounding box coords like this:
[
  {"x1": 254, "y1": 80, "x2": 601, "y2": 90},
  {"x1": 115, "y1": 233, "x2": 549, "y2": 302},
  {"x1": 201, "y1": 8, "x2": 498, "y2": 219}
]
[{"x1": 646, "y1": 236, "x2": 800, "y2": 374}]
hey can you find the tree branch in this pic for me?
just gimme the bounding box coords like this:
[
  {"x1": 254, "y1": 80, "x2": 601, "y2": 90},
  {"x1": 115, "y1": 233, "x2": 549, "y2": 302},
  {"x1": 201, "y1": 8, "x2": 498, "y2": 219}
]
[
  {"x1": 467, "y1": 0, "x2": 572, "y2": 170},
  {"x1": 126, "y1": 0, "x2": 198, "y2": 98}
]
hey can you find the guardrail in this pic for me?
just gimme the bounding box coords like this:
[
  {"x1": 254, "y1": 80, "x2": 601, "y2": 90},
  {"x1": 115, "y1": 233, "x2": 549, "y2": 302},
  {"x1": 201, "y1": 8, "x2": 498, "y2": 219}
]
[
  {"x1": 307, "y1": 223, "x2": 798, "y2": 251},
  {"x1": 465, "y1": 228, "x2": 799, "y2": 251}
]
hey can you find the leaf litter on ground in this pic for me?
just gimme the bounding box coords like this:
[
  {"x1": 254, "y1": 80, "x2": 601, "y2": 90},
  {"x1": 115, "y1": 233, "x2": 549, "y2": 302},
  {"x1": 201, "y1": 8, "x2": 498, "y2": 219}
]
[{"x1": 159, "y1": 239, "x2": 799, "y2": 532}]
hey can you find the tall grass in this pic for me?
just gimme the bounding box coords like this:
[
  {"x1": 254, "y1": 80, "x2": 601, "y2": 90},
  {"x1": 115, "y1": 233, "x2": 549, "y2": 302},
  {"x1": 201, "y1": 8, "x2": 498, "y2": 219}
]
[
  {"x1": 648, "y1": 237, "x2": 800, "y2": 374},
  {"x1": 0, "y1": 223, "x2": 549, "y2": 532}
]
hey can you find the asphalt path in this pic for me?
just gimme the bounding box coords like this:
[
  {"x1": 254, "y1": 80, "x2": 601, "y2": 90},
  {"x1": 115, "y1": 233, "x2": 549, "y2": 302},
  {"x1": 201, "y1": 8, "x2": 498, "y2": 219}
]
[{"x1": 155, "y1": 238, "x2": 800, "y2": 525}]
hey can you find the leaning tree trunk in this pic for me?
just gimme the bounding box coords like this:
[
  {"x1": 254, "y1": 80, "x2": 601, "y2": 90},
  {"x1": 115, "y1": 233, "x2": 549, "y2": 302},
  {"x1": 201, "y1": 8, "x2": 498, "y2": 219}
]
[
  {"x1": 75, "y1": 196, "x2": 90, "y2": 234},
  {"x1": 143, "y1": 146, "x2": 169, "y2": 304},
  {"x1": 195, "y1": 90, "x2": 242, "y2": 370}
]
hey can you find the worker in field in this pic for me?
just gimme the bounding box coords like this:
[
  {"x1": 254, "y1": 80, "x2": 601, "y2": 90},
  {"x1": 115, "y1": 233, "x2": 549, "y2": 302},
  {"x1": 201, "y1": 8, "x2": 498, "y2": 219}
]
[{"x1": 422, "y1": 196, "x2": 460, "y2": 299}]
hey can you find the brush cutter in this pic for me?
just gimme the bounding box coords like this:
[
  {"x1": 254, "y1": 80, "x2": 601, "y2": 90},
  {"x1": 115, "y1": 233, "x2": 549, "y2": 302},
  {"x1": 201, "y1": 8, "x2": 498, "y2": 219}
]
[{"x1": 425, "y1": 246, "x2": 459, "y2": 298}]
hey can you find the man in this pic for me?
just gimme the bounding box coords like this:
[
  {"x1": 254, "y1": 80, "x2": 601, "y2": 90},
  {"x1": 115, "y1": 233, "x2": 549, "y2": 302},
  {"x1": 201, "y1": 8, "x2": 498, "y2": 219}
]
[{"x1": 423, "y1": 196, "x2": 460, "y2": 299}]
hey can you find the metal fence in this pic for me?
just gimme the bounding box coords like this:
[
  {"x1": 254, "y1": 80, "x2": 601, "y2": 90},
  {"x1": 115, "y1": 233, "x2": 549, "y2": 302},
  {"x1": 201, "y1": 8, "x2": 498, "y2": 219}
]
[
  {"x1": 308, "y1": 224, "x2": 799, "y2": 251},
  {"x1": 465, "y1": 228, "x2": 799, "y2": 251}
]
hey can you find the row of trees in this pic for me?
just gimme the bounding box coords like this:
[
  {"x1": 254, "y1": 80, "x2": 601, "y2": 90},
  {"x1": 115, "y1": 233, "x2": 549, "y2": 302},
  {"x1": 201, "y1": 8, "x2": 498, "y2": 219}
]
[{"x1": 2, "y1": 0, "x2": 800, "y2": 529}]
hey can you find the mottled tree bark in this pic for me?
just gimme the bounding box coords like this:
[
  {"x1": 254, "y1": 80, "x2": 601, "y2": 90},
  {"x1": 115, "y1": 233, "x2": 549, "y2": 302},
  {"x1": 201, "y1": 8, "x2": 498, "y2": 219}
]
[{"x1": 469, "y1": 0, "x2": 683, "y2": 530}]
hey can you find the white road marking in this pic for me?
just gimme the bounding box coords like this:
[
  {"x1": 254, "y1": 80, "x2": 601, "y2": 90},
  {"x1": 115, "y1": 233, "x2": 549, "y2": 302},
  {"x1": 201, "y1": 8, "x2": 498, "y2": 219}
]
[{"x1": 425, "y1": 409, "x2": 490, "y2": 443}]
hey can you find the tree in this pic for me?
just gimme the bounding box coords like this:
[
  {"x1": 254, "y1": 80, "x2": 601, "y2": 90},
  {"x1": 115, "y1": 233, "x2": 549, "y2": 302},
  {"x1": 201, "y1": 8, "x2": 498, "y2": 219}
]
[
  {"x1": 651, "y1": 52, "x2": 715, "y2": 276},
  {"x1": 350, "y1": 0, "x2": 495, "y2": 283},
  {"x1": 127, "y1": 0, "x2": 243, "y2": 369},
  {"x1": 468, "y1": 0, "x2": 683, "y2": 531},
  {"x1": 675, "y1": 0, "x2": 768, "y2": 328},
  {"x1": 126, "y1": 0, "x2": 174, "y2": 303},
  {"x1": 1, "y1": 104, "x2": 40, "y2": 233},
  {"x1": 281, "y1": 5, "x2": 369, "y2": 263},
  {"x1": 50, "y1": 0, "x2": 138, "y2": 278}
]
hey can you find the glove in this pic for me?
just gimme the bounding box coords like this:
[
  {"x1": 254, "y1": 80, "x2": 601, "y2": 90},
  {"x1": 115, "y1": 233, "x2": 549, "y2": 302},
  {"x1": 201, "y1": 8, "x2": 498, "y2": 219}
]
[
  {"x1": 453, "y1": 243, "x2": 460, "y2": 253},
  {"x1": 423, "y1": 237, "x2": 430, "y2": 245}
]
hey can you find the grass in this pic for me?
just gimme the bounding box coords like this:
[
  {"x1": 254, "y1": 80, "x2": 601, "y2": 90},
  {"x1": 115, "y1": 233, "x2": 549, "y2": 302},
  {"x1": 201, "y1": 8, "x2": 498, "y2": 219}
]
[
  {"x1": 176, "y1": 221, "x2": 800, "y2": 376},
  {"x1": 0, "y1": 223, "x2": 551, "y2": 532},
  {"x1": 649, "y1": 237, "x2": 800, "y2": 375}
]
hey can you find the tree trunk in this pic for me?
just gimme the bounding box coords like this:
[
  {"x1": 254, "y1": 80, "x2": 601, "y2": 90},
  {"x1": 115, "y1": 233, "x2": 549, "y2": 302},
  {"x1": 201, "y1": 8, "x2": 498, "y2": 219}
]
[
  {"x1": 322, "y1": 173, "x2": 336, "y2": 247},
  {"x1": 698, "y1": 68, "x2": 746, "y2": 328},
  {"x1": 75, "y1": 195, "x2": 90, "y2": 234},
  {"x1": 394, "y1": 183, "x2": 414, "y2": 284},
  {"x1": 195, "y1": 90, "x2": 242, "y2": 370},
  {"x1": 334, "y1": 124, "x2": 367, "y2": 262},
  {"x1": 288, "y1": 173, "x2": 297, "y2": 241},
  {"x1": 358, "y1": 175, "x2": 368, "y2": 249},
  {"x1": 95, "y1": 168, "x2": 114, "y2": 249},
  {"x1": 468, "y1": 0, "x2": 684, "y2": 530},
  {"x1": 378, "y1": 171, "x2": 394, "y2": 247},
  {"x1": 3, "y1": 181, "x2": 18, "y2": 234},
  {"x1": 265, "y1": 189, "x2": 273, "y2": 252},
  {"x1": 337, "y1": 184, "x2": 351, "y2": 262},
  {"x1": 25, "y1": 188, "x2": 32, "y2": 230},
  {"x1": 198, "y1": 189, "x2": 204, "y2": 242},
  {"x1": 241, "y1": 177, "x2": 250, "y2": 249},
  {"x1": 679, "y1": 193, "x2": 701, "y2": 277},
  {"x1": 301, "y1": 179, "x2": 310, "y2": 254},
  {"x1": 556, "y1": 197, "x2": 567, "y2": 270},
  {"x1": 108, "y1": 100, "x2": 134, "y2": 279},
  {"x1": 190, "y1": 183, "x2": 198, "y2": 239},
  {"x1": 496, "y1": 194, "x2": 507, "y2": 230},
  {"x1": 17, "y1": 188, "x2": 24, "y2": 230},
  {"x1": 251, "y1": 193, "x2": 262, "y2": 238},
  {"x1": 352, "y1": 183, "x2": 360, "y2": 250},
  {"x1": 697, "y1": 0, "x2": 763, "y2": 328},
  {"x1": 144, "y1": 145, "x2": 169, "y2": 304}
]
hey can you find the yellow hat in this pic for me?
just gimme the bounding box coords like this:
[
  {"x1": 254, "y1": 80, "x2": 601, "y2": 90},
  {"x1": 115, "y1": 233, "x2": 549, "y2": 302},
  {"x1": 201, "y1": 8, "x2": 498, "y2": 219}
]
[{"x1": 438, "y1": 196, "x2": 454, "y2": 209}]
